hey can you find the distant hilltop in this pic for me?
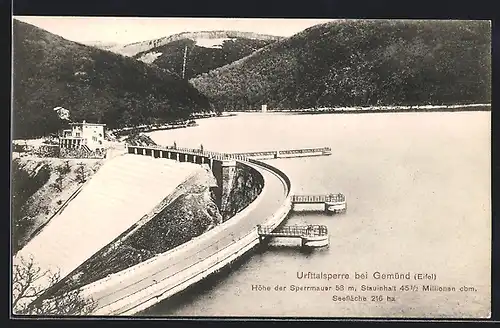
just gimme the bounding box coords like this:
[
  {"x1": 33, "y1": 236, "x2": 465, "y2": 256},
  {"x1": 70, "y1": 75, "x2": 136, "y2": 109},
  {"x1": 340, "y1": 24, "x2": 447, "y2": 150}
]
[
  {"x1": 191, "y1": 20, "x2": 491, "y2": 110},
  {"x1": 81, "y1": 41, "x2": 124, "y2": 51},
  {"x1": 108, "y1": 31, "x2": 284, "y2": 57}
]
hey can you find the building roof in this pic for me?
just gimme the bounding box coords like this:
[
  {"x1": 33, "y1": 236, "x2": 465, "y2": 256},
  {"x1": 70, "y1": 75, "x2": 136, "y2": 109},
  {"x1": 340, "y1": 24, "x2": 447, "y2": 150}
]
[{"x1": 69, "y1": 121, "x2": 106, "y2": 126}]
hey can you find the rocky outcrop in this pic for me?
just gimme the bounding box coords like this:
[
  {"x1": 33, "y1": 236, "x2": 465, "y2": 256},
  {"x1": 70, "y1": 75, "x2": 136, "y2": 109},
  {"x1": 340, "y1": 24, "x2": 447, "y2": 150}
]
[
  {"x1": 60, "y1": 147, "x2": 107, "y2": 159},
  {"x1": 123, "y1": 133, "x2": 158, "y2": 146},
  {"x1": 12, "y1": 159, "x2": 51, "y2": 251},
  {"x1": 221, "y1": 163, "x2": 264, "y2": 221}
]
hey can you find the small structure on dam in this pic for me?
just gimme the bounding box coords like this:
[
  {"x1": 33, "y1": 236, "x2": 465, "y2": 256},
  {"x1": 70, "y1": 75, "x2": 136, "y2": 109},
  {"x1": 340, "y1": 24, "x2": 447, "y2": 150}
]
[
  {"x1": 291, "y1": 193, "x2": 347, "y2": 214},
  {"x1": 257, "y1": 224, "x2": 329, "y2": 248}
]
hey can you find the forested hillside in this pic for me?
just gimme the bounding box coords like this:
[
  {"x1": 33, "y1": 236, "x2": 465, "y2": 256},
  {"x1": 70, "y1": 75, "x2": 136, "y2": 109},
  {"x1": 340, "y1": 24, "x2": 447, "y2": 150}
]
[
  {"x1": 13, "y1": 20, "x2": 211, "y2": 139},
  {"x1": 191, "y1": 20, "x2": 491, "y2": 111},
  {"x1": 133, "y1": 36, "x2": 277, "y2": 80}
]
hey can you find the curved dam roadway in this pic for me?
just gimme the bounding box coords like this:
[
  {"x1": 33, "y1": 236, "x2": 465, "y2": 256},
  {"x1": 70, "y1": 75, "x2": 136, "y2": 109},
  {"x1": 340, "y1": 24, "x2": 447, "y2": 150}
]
[{"x1": 85, "y1": 159, "x2": 288, "y2": 315}]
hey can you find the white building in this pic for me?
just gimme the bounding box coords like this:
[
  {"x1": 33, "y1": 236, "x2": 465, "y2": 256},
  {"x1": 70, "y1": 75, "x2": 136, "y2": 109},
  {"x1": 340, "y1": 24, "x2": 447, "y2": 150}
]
[{"x1": 59, "y1": 120, "x2": 106, "y2": 152}]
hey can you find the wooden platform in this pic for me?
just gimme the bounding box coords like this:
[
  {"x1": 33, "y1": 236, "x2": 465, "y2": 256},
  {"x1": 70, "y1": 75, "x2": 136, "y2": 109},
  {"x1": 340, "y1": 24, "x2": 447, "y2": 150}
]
[{"x1": 258, "y1": 224, "x2": 328, "y2": 238}]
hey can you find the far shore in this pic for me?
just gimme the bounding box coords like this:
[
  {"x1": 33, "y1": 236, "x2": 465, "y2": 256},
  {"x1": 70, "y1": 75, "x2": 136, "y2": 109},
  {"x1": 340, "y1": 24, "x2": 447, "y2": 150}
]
[
  {"x1": 230, "y1": 103, "x2": 491, "y2": 115},
  {"x1": 11, "y1": 104, "x2": 489, "y2": 144}
]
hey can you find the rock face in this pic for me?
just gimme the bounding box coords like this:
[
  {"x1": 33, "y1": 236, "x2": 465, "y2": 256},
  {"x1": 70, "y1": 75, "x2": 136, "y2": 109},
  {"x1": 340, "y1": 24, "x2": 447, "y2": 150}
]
[
  {"x1": 12, "y1": 159, "x2": 51, "y2": 251},
  {"x1": 126, "y1": 167, "x2": 222, "y2": 253},
  {"x1": 123, "y1": 133, "x2": 158, "y2": 146},
  {"x1": 221, "y1": 163, "x2": 264, "y2": 221},
  {"x1": 11, "y1": 157, "x2": 103, "y2": 254}
]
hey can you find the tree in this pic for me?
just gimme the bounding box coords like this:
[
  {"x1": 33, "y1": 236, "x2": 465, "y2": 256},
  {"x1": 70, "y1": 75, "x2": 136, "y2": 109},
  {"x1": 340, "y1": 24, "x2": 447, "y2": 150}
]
[
  {"x1": 51, "y1": 175, "x2": 63, "y2": 192},
  {"x1": 75, "y1": 163, "x2": 86, "y2": 184},
  {"x1": 12, "y1": 255, "x2": 97, "y2": 315},
  {"x1": 61, "y1": 161, "x2": 71, "y2": 175},
  {"x1": 51, "y1": 161, "x2": 71, "y2": 192}
]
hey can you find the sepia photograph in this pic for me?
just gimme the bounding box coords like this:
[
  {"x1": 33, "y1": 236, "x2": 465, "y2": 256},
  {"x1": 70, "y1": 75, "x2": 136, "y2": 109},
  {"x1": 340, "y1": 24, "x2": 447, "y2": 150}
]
[{"x1": 11, "y1": 17, "x2": 491, "y2": 318}]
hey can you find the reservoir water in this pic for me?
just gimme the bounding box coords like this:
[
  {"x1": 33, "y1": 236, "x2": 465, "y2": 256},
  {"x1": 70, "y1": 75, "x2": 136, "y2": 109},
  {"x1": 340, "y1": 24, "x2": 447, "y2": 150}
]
[{"x1": 144, "y1": 111, "x2": 490, "y2": 318}]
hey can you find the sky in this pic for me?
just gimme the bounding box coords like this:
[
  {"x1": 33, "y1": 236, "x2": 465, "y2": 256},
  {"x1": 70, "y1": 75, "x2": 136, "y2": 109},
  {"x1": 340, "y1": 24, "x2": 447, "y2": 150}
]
[{"x1": 14, "y1": 16, "x2": 337, "y2": 45}]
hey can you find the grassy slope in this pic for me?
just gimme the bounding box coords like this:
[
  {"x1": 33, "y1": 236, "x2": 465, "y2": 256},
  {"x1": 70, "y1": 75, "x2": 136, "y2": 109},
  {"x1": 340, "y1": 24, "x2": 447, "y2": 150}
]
[
  {"x1": 13, "y1": 19, "x2": 211, "y2": 139},
  {"x1": 134, "y1": 38, "x2": 276, "y2": 80},
  {"x1": 191, "y1": 20, "x2": 491, "y2": 110}
]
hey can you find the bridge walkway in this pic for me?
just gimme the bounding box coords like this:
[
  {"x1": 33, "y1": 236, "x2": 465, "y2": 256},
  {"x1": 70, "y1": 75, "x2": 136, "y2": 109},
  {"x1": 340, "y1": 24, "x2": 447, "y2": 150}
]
[
  {"x1": 291, "y1": 193, "x2": 345, "y2": 204},
  {"x1": 135, "y1": 145, "x2": 331, "y2": 161}
]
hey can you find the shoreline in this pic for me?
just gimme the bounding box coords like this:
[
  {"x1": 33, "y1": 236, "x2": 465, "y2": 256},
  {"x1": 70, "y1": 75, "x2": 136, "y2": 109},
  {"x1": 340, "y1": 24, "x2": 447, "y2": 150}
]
[
  {"x1": 111, "y1": 104, "x2": 492, "y2": 140},
  {"x1": 11, "y1": 106, "x2": 488, "y2": 144},
  {"x1": 274, "y1": 107, "x2": 491, "y2": 116},
  {"x1": 109, "y1": 113, "x2": 235, "y2": 138}
]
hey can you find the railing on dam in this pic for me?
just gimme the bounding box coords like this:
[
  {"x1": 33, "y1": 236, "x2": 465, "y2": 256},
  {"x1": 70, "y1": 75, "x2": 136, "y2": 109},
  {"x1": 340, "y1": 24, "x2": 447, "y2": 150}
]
[
  {"x1": 247, "y1": 158, "x2": 291, "y2": 196},
  {"x1": 127, "y1": 144, "x2": 331, "y2": 161},
  {"x1": 128, "y1": 144, "x2": 251, "y2": 162},
  {"x1": 126, "y1": 144, "x2": 292, "y2": 198}
]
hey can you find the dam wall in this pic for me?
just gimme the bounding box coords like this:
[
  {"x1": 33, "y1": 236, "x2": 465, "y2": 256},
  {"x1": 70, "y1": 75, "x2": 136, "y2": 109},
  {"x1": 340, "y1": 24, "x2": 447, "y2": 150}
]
[{"x1": 82, "y1": 146, "x2": 293, "y2": 315}]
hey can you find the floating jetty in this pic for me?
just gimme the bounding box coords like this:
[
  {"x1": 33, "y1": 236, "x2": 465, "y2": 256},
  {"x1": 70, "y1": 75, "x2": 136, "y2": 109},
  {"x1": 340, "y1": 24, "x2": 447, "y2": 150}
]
[
  {"x1": 231, "y1": 147, "x2": 331, "y2": 160},
  {"x1": 257, "y1": 224, "x2": 329, "y2": 248},
  {"x1": 291, "y1": 193, "x2": 347, "y2": 214}
]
